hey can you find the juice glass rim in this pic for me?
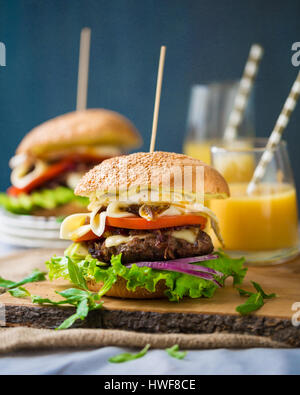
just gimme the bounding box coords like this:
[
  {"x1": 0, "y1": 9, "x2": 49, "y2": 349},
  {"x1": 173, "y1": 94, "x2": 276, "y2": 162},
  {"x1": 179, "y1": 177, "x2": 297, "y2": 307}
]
[
  {"x1": 191, "y1": 79, "x2": 240, "y2": 89},
  {"x1": 211, "y1": 137, "x2": 287, "y2": 154}
]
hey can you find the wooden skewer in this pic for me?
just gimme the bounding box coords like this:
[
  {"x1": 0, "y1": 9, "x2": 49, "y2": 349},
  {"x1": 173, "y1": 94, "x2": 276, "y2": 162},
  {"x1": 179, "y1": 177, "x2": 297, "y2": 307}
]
[
  {"x1": 76, "y1": 27, "x2": 91, "y2": 111},
  {"x1": 149, "y1": 46, "x2": 166, "y2": 153}
]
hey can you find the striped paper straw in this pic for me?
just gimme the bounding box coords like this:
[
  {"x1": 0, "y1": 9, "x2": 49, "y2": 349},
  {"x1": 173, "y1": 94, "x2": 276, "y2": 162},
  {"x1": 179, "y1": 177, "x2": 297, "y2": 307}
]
[
  {"x1": 247, "y1": 71, "x2": 300, "y2": 195},
  {"x1": 224, "y1": 44, "x2": 264, "y2": 141}
]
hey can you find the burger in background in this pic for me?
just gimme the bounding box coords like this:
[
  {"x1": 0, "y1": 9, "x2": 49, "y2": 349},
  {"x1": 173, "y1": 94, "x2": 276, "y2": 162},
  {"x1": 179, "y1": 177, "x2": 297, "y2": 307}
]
[
  {"x1": 47, "y1": 152, "x2": 246, "y2": 300},
  {"x1": 0, "y1": 109, "x2": 142, "y2": 217}
]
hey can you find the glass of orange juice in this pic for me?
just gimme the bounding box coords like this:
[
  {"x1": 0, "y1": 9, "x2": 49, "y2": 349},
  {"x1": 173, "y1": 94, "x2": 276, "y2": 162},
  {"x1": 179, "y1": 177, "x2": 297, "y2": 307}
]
[
  {"x1": 183, "y1": 81, "x2": 255, "y2": 164},
  {"x1": 209, "y1": 138, "x2": 299, "y2": 265}
]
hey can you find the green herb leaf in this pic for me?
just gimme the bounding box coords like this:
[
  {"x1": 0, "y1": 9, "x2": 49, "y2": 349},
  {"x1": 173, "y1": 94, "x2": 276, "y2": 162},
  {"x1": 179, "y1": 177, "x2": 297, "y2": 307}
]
[
  {"x1": 67, "y1": 257, "x2": 88, "y2": 290},
  {"x1": 236, "y1": 288, "x2": 254, "y2": 297},
  {"x1": 236, "y1": 281, "x2": 276, "y2": 315},
  {"x1": 8, "y1": 287, "x2": 31, "y2": 298},
  {"x1": 8, "y1": 269, "x2": 47, "y2": 289},
  {"x1": 0, "y1": 269, "x2": 46, "y2": 292},
  {"x1": 251, "y1": 281, "x2": 277, "y2": 299},
  {"x1": 57, "y1": 299, "x2": 89, "y2": 330},
  {"x1": 0, "y1": 277, "x2": 15, "y2": 288},
  {"x1": 31, "y1": 295, "x2": 71, "y2": 306},
  {"x1": 32, "y1": 287, "x2": 103, "y2": 330},
  {"x1": 236, "y1": 292, "x2": 264, "y2": 315},
  {"x1": 165, "y1": 344, "x2": 187, "y2": 360},
  {"x1": 109, "y1": 344, "x2": 150, "y2": 363}
]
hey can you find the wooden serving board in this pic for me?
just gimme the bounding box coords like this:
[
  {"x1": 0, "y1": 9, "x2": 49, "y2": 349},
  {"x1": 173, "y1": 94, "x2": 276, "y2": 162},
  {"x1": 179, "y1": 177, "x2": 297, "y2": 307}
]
[{"x1": 0, "y1": 249, "x2": 300, "y2": 346}]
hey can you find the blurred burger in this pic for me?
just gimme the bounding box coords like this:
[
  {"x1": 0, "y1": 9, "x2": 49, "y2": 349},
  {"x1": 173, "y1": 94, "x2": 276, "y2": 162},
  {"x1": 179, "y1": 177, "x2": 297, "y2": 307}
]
[
  {"x1": 0, "y1": 109, "x2": 141, "y2": 216},
  {"x1": 47, "y1": 152, "x2": 246, "y2": 301}
]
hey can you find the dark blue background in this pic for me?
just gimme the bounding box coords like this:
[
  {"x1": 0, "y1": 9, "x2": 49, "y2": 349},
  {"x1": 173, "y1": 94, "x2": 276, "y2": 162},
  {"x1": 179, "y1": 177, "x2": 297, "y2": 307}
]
[{"x1": 0, "y1": 0, "x2": 300, "y2": 192}]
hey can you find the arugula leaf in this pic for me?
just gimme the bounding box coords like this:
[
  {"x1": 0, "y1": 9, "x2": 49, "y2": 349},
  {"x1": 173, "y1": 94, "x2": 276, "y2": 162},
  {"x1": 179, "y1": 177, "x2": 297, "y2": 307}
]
[
  {"x1": 236, "y1": 292, "x2": 264, "y2": 315},
  {"x1": 6, "y1": 269, "x2": 47, "y2": 289},
  {"x1": 237, "y1": 288, "x2": 253, "y2": 297},
  {"x1": 67, "y1": 257, "x2": 88, "y2": 290},
  {"x1": 8, "y1": 287, "x2": 31, "y2": 298},
  {"x1": 57, "y1": 299, "x2": 89, "y2": 330},
  {"x1": 251, "y1": 281, "x2": 277, "y2": 299},
  {"x1": 165, "y1": 344, "x2": 187, "y2": 360},
  {"x1": 0, "y1": 270, "x2": 45, "y2": 301},
  {"x1": 32, "y1": 287, "x2": 103, "y2": 329},
  {"x1": 0, "y1": 278, "x2": 15, "y2": 288},
  {"x1": 109, "y1": 344, "x2": 150, "y2": 363},
  {"x1": 236, "y1": 281, "x2": 276, "y2": 315}
]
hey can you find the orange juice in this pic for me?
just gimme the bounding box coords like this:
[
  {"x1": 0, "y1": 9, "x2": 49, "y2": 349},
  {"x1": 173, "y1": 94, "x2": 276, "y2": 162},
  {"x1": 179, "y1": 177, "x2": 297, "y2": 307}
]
[
  {"x1": 183, "y1": 141, "x2": 212, "y2": 164},
  {"x1": 184, "y1": 140, "x2": 255, "y2": 181},
  {"x1": 209, "y1": 183, "x2": 299, "y2": 251}
]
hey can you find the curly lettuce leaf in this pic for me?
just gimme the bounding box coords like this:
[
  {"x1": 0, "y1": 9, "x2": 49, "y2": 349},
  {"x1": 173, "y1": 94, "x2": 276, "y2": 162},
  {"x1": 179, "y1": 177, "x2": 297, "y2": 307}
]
[
  {"x1": 0, "y1": 186, "x2": 88, "y2": 215},
  {"x1": 46, "y1": 249, "x2": 247, "y2": 302}
]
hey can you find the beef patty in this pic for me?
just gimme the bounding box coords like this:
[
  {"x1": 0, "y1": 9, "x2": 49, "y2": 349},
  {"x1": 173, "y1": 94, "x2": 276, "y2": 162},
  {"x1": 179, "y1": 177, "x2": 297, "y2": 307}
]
[{"x1": 87, "y1": 226, "x2": 213, "y2": 264}]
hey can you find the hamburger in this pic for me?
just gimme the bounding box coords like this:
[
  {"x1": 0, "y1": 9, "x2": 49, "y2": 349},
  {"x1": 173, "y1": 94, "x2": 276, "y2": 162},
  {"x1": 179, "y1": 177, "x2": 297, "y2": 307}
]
[
  {"x1": 0, "y1": 109, "x2": 141, "y2": 216},
  {"x1": 47, "y1": 152, "x2": 246, "y2": 300}
]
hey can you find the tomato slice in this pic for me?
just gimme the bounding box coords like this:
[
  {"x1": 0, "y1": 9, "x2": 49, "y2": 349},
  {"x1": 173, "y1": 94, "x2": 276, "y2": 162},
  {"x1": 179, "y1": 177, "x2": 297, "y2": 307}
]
[
  {"x1": 74, "y1": 229, "x2": 99, "y2": 242},
  {"x1": 106, "y1": 215, "x2": 208, "y2": 230},
  {"x1": 7, "y1": 158, "x2": 75, "y2": 196},
  {"x1": 73, "y1": 215, "x2": 208, "y2": 242}
]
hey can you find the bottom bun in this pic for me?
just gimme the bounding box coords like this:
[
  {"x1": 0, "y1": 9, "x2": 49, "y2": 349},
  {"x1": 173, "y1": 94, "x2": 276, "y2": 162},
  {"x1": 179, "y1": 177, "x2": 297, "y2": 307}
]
[{"x1": 87, "y1": 277, "x2": 167, "y2": 299}]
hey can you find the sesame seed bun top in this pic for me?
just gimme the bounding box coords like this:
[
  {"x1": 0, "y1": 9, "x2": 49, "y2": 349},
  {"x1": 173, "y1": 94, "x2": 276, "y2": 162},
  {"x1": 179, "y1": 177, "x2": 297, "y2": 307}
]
[
  {"x1": 16, "y1": 109, "x2": 142, "y2": 159},
  {"x1": 75, "y1": 151, "x2": 230, "y2": 199}
]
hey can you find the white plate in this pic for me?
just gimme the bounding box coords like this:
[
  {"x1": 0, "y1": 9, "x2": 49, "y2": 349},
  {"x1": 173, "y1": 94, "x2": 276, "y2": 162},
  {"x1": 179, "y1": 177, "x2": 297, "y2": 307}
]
[
  {"x1": 0, "y1": 208, "x2": 61, "y2": 230},
  {"x1": 0, "y1": 231, "x2": 69, "y2": 249},
  {"x1": 0, "y1": 222, "x2": 61, "y2": 239}
]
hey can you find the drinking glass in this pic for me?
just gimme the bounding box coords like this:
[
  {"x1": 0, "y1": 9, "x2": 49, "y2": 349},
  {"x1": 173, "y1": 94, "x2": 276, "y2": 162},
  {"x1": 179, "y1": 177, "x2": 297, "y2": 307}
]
[
  {"x1": 183, "y1": 81, "x2": 255, "y2": 164},
  {"x1": 209, "y1": 138, "x2": 299, "y2": 265}
]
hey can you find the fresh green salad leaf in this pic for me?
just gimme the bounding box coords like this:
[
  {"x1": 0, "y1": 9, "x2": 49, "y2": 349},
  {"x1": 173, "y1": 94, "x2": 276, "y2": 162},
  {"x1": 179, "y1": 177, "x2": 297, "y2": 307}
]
[
  {"x1": 251, "y1": 281, "x2": 277, "y2": 299},
  {"x1": 165, "y1": 344, "x2": 187, "y2": 360},
  {"x1": 236, "y1": 292, "x2": 265, "y2": 315},
  {"x1": 32, "y1": 287, "x2": 103, "y2": 330},
  {"x1": 0, "y1": 269, "x2": 46, "y2": 300},
  {"x1": 0, "y1": 278, "x2": 15, "y2": 288},
  {"x1": 0, "y1": 269, "x2": 46, "y2": 290},
  {"x1": 67, "y1": 257, "x2": 88, "y2": 290},
  {"x1": 236, "y1": 281, "x2": 276, "y2": 315},
  {"x1": 47, "y1": 249, "x2": 247, "y2": 302},
  {"x1": 0, "y1": 186, "x2": 88, "y2": 215},
  {"x1": 109, "y1": 344, "x2": 150, "y2": 363},
  {"x1": 8, "y1": 286, "x2": 31, "y2": 298}
]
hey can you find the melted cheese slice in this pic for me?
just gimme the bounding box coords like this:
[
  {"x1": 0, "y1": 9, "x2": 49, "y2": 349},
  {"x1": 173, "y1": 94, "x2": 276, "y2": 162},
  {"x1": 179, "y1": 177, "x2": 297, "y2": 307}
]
[
  {"x1": 106, "y1": 202, "x2": 135, "y2": 218},
  {"x1": 171, "y1": 228, "x2": 198, "y2": 244},
  {"x1": 90, "y1": 211, "x2": 107, "y2": 237},
  {"x1": 60, "y1": 213, "x2": 91, "y2": 240},
  {"x1": 105, "y1": 234, "x2": 150, "y2": 248},
  {"x1": 60, "y1": 209, "x2": 108, "y2": 240}
]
